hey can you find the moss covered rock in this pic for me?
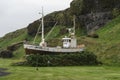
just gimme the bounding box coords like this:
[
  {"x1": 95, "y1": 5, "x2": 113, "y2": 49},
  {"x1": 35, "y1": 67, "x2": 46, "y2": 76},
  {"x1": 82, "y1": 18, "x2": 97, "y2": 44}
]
[{"x1": 0, "y1": 50, "x2": 13, "y2": 58}]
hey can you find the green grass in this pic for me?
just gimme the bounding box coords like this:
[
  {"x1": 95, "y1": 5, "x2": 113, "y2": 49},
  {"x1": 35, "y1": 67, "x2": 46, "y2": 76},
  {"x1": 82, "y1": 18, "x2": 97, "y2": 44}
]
[
  {"x1": 97, "y1": 15, "x2": 120, "y2": 43},
  {"x1": 0, "y1": 28, "x2": 33, "y2": 59},
  {"x1": 96, "y1": 16, "x2": 120, "y2": 65},
  {"x1": 84, "y1": 15, "x2": 120, "y2": 65},
  {"x1": 0, "y1": 59, "x2": 120, "y2": 80},
  {"x1": 13, "y1": 46, "x2": 25, "y2": 59},
  {"x1": 0, "y1": 28, "x2": 28, "y2": 48}
]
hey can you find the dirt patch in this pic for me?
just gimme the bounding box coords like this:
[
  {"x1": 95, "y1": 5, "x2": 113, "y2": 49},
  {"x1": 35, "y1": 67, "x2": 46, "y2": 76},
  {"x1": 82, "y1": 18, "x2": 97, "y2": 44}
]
[{"x1": 0, "y1": 68, "x2": 10, "y2": 77}]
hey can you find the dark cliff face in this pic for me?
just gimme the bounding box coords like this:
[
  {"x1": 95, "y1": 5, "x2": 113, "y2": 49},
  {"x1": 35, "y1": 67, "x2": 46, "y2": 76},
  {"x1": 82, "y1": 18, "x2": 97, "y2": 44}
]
[
  {"x1": 27, "y1": 9, "x2": 73, "y2": 36},
  {"x1": 70, "y1": 0, "x2": 120, "y2": 33},
  {"x1": 70, "y1": 0, "x2": 120, "y2": 15},
  {"x1": 27, "y1": 0, "x2": 120, "y2": 36}
]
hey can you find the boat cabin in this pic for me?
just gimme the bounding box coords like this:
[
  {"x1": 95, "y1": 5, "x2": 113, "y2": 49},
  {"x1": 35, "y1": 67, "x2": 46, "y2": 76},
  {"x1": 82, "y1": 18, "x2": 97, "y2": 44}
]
[{"x1": 62, "y1": 36, "x2": 77, "y2": 48}]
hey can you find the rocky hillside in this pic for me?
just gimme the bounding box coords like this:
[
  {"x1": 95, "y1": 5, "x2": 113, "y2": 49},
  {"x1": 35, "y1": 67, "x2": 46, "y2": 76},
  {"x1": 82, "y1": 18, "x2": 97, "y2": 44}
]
[
  {"x1": 0, "y1": 0, "x2": 120, "y2": 65},
  {"x1": 27, "y1": 0, "x2": 120, "y2": 36},
  {"x1": 86, "y1": 15, "x2": 120, "y2": 66}
]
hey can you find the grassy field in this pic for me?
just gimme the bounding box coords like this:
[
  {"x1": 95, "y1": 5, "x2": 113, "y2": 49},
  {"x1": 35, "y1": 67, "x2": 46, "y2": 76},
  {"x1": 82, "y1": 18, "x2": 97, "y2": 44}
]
[{"x1": 0, "y1": 59, "x2": 120, "y2": 80}]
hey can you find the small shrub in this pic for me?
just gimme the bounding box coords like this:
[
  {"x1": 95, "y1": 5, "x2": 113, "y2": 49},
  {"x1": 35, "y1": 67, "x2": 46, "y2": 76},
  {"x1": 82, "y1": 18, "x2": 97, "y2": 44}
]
[{"x1": 26, "y1": 51, "x2": 100, "y2": 67}]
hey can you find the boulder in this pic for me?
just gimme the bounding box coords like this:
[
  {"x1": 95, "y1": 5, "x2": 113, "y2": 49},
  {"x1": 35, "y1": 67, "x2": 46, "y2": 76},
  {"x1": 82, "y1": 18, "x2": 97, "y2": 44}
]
[
  {"x1": 0, "y1": 50, "x2": 13, "y2": 58},
  {"x1": 7, "y1": 41, "x2": 23, "y2": 51}
]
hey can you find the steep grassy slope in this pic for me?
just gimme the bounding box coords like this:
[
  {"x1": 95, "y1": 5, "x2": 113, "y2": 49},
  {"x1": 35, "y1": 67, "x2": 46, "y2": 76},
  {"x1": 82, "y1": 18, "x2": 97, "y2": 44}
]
[
  {"x1": 97, "y1": 16, "x2": 120, "y2": 43},
  {"x1": 96, "y1": 16, "x2": 120, "y2": 65},
  {"x1": 85, "y1": 15, "x2": 120, "y2": 65},
  {"x1": 0, "y1": 28, "x2": 27, "y2": 48},
  {"x1": 0, "y1": 28, "x2": 33, "y2": 59}
]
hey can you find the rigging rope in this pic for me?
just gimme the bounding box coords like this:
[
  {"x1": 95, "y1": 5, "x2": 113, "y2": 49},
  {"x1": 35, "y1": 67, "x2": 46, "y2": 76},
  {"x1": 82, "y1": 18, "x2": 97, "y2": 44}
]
[
  {"x1": 33, "y1": 21, "x2": 58, "y2": 44},
  {"x1": 33, "y1": 22, "x2": 42, "y2": 44},
  {"x1": 45, "y1": 22, "x2": 58, "y2": 40}
]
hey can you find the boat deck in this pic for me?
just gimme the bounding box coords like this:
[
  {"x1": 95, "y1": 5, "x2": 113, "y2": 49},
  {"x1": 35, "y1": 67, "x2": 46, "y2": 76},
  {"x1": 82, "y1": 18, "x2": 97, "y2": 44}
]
[{"x1": 24, "y1": 44, "x2": 84, "y2": 54}]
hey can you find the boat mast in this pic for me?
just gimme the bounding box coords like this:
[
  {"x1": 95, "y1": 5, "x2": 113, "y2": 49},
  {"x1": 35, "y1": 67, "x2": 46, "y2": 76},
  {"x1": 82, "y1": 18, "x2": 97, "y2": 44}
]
[
  {"x1": 39, "y1": 7, "x2": 46, "y2": 47},
  {"x1": 41, "y1": 7, "x2": 44, "y2": 43}
]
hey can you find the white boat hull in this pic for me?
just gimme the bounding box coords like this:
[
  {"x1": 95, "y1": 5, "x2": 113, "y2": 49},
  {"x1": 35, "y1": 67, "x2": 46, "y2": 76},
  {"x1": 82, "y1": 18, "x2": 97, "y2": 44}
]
[{"x1": 24, "y1": 44, "x2": 84, "y2": 54}]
